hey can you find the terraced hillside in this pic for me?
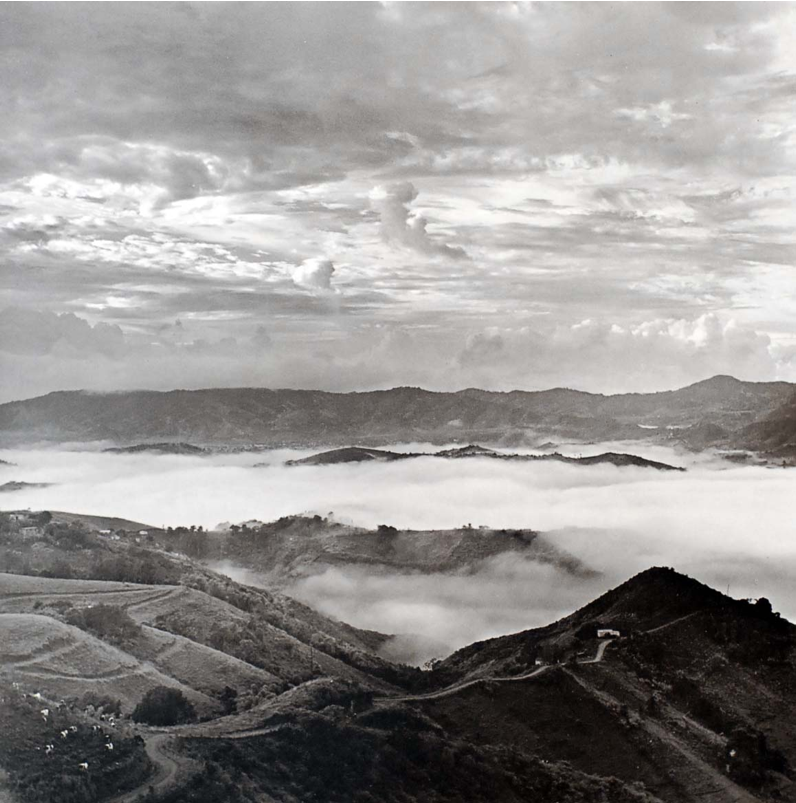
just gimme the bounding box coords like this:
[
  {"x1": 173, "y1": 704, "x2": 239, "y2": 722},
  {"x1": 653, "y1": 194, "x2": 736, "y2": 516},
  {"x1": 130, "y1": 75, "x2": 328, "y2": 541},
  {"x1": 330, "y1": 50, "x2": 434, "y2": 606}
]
[{"x1": 1, "y1": 512, "x2": 793, "y2": 803}]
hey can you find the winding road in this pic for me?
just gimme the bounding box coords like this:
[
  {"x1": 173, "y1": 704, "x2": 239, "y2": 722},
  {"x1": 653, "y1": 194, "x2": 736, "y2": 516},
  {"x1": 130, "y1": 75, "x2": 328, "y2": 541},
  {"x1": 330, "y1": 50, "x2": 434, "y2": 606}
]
[
  {"x1": 376, "y1": 639, "x2": 615, "y2": 705},
  {"x1": 107, "y1": 720, "x2": 286, "y2": 802},
  {"x1": 109, "y1": 733, "x2": 183, "y2": 803}
]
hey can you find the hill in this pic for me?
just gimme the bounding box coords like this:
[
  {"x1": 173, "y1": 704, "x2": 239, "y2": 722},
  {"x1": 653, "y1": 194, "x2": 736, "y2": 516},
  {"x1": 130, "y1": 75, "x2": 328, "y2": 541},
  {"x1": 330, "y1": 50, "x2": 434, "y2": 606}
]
[
  {"x1": 287, "y1": 444, "x2": 685, "y2": 470},
  {"x1": 405, "y1": 567, "x2": 796, "y2": 802},
  {"x1": 216, "y1": 515, "x2": 598, "y2": 586},
  {"x1": 0, "y1": 376, "x2": 791, "y2": 450},
  {"x1": 102, "y1": 443, "x2": 208, "y2": 456},
  {"x1": 0, "y1": 481, "x2": 53, "y2": 493}
]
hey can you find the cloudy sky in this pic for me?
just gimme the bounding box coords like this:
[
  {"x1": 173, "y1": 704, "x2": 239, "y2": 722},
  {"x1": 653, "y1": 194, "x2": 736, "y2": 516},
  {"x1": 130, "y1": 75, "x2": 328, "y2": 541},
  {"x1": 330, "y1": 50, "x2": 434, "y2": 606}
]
[{"x1": 1, "y1": 2, "x2": 795, "y2": 402}]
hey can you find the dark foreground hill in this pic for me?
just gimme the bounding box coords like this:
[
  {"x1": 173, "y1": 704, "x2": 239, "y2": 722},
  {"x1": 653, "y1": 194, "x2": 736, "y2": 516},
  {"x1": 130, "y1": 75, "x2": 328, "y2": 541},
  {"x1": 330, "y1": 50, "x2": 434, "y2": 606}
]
[
  {"x1": 0, "y1": 512, "x2": 794, "y2": 803},
  {"x1": 0, "y1": 375, "x2": 792, "y2": 452}
]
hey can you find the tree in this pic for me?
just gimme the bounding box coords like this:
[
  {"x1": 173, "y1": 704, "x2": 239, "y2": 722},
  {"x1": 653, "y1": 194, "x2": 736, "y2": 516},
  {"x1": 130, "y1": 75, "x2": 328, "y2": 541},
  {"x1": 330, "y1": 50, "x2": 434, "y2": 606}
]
[
  {"x1": 66, "y1": 603, "x2": 141, "y2": 647},
  {"x1": 754, "y1": 597, "x2": 773, "y2": 617},
  {"x1": 132, "y1": 686, "x2": 196, "y2": 725},
  {"x1": 219, "y1": 685, "x2": 238, "y2": 715}
]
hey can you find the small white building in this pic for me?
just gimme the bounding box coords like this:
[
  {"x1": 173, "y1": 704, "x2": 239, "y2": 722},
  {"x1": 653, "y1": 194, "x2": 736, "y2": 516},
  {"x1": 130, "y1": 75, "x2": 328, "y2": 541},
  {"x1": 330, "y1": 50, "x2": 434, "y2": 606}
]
[
  {"x1": 597, "y1": 629, "x2": 621, "y2": 638},
  {"x1": 19, "y1": 526, "x2": 41, "y2": 540}
]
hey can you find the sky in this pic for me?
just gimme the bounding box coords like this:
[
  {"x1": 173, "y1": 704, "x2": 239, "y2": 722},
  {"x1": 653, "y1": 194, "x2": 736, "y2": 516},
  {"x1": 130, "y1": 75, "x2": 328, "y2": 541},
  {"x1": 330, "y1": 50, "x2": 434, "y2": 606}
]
[{"x1": 1, "y1": 2, "x2": 796, "y2": 401}]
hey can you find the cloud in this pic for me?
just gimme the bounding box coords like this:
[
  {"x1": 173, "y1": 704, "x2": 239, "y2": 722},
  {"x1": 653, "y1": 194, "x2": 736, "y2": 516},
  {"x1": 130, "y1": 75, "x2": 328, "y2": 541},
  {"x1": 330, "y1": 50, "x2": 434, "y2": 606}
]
[
  {"x1": 0, "y1": 308, "x2": 125, "y2": 358},
  {"x1": 0, "y1": 307, "x2": 790, "y2": 404},
  {"x1": 1, "y1": 214, "x2": 68, "y2": 241},
  {"x1": 251, "y1": 325, "x2": 273, "y2": 349},
  {"x1": 0, "y1": 4, "x2": 794, "y2": 396},
  {"x1": 290, "y1": 257, "x2": 336, "y2": 291},
  {"x1": 370, "y1": 182, "x2": 468, "y2": 259},
  {"x1": 457, "y1": 331, "x2": 505, "y2": 367},
  {"x1": 451, "y1": 313, "x2": 781, "y2": 394}
]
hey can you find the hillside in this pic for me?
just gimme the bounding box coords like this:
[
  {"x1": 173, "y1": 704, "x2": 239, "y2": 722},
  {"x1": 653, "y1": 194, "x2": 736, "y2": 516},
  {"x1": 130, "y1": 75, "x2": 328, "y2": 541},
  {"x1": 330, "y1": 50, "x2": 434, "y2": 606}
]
[
  {"x1": 736, "y1": 391, "x2": 796, "y2": 457},
  {"x1": 409, "y1": 568, "x2": 796, "y2": 803},
  {"x1": 0, "y1": 376, "x2": 791, "y2": 450},
  {"x1": 0, "y1": 516, "x2": 419, "y2": 695},
  {"x1": 1, "y1": 524, "x2": 793, "y2": 803}
]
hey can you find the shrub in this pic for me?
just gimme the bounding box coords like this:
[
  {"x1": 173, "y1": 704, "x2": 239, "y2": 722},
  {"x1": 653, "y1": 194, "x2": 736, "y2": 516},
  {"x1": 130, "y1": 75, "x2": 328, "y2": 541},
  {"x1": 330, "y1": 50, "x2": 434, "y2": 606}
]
[
  {"x1": 79, "y1": 691, "x2": 123, "y2": 716},
  {"x1": 132, "y1": 686, "x2": 196, "y2": 726},
  {"x1": 66, "y1": 604, "x2": 141, "y2": 648}
]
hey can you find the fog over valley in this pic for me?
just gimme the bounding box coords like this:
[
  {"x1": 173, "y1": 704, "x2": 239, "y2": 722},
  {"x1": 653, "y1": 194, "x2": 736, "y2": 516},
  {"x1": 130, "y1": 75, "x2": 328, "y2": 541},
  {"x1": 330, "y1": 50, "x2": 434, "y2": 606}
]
[
  {"x1": 3, "y1": 442, "x2": 794, "y2": 662},
  {"x1": 4, "y1": 4, "x2": 796, "y2": 800}
]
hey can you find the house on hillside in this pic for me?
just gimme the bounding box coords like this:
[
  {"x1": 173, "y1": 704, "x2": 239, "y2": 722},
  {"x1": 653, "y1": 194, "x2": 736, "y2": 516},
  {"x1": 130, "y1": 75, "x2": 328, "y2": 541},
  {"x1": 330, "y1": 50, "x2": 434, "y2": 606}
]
[
  {"x1": 19, "y1": 526, "x2": 42, "y2": 540},
  {"x1": 597, "y1": 628, "x2": 621, "y2": 638}
]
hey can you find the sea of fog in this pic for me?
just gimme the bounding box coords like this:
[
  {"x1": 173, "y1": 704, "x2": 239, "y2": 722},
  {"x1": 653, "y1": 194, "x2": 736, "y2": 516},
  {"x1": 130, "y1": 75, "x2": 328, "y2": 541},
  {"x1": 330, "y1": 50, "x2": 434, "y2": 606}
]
[{"x1": 2, "y1": 441, "x2": 795, "y2": 662}]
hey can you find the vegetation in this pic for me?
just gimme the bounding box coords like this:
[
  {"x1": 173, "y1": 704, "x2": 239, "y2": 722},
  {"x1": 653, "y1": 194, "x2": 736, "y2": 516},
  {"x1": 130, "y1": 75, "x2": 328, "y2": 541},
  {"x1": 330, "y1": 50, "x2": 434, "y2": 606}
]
[
  {"x1": 132, "y1": 686, "x2": 196, "y2": 726},
  {"x1": 725, "y1": 726, "x2": 789, "y2": 788},
  {"x1": 0, "y1": 683, "x2": 150, "y2": 803},
  {"x1": 169, "y1": 709, "x2": 660, "y2": 803},
  {"x1": 65, "y1": 604, "x2": 142, "y2": 649}
]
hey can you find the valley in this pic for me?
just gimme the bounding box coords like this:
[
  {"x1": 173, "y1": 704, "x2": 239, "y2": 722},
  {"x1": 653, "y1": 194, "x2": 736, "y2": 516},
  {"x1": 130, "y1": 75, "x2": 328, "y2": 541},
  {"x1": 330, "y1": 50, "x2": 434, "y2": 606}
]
[{"x1": 1, "y1": 515, "x2": 793, "y2": 803}]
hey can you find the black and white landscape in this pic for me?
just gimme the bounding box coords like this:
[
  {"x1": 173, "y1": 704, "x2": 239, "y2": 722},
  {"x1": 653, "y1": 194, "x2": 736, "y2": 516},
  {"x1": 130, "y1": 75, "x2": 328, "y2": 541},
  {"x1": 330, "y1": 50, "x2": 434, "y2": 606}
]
[{"x1": 2, "y1": 4, "x2": 796, "y2": 803}]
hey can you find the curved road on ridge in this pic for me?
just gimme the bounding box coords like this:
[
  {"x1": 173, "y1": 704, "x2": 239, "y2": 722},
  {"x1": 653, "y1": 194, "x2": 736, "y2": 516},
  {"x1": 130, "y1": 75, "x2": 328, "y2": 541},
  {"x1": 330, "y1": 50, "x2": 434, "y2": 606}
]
[
  {"x1": 105, "y1": 639, "x2": 616, "y2": 802},
  {"x1": 377, "y1": 638, "x2": 615, "y2": 705}
]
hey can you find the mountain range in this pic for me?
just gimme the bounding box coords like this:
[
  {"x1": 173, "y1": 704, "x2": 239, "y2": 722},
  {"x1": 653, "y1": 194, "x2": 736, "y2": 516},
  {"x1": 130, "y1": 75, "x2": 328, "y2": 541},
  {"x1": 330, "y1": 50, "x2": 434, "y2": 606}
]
[{"x1": 0, "y1": 375, "x2": 794, "y2": 454}]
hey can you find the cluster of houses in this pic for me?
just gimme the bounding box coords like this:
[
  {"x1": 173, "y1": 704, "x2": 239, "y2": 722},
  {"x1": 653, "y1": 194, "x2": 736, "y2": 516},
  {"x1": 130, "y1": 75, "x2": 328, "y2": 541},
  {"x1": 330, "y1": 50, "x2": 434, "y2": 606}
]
[{"x1": 5, "y1": 510, "x2": 159, "y2": 544}]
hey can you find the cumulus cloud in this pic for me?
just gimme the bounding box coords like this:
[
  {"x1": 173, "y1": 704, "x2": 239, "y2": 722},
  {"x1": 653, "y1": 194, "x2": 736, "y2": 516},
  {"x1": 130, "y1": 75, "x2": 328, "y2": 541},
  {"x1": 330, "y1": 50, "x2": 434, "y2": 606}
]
[
  {"x1": 290, "y1": 258, "x2": 336, "y2": 291},
  {"x1": 0, "y1": 308, "x2": 125, "y2": 358},
  {"x1": 0, "y1": 307, "x2": 789, "y2": 404},
  {"x1": 452, "y1": 313, "x2": 780, "y2": 394},
  {"x1": 457, "y1": 331, "x2": 505, "y2": 367},
  {"x1": 370, "y1": 182, "x2": 467, "y2": 259}
]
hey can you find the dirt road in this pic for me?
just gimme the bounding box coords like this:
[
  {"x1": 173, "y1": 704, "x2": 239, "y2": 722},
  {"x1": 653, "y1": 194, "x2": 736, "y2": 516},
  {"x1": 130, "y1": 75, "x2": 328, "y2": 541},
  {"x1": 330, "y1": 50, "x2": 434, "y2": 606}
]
[{"x1": 377, "y1": 639, "x2": 614, "y2": 705}]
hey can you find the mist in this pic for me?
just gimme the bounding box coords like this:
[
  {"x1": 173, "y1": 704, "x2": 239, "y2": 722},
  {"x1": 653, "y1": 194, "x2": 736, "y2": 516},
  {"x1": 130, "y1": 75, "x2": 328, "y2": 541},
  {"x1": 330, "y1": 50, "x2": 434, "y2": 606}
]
[{"x1": 2, "y1": 442, "x2": 796, "y2": 662}]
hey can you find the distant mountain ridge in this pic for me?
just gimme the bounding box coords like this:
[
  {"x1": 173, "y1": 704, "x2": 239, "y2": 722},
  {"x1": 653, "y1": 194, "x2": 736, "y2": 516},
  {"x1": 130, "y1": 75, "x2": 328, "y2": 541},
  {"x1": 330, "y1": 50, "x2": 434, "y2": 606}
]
[{"x1": 0, "y1": 375, "x2": 793, "y2": 451}]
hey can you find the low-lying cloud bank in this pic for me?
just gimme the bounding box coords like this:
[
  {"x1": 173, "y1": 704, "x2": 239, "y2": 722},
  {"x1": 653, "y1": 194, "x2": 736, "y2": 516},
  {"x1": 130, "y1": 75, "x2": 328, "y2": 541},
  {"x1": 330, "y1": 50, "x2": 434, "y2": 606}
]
[{"x1": 2, "y1": 442, "x2": 795, "y2": 662}]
